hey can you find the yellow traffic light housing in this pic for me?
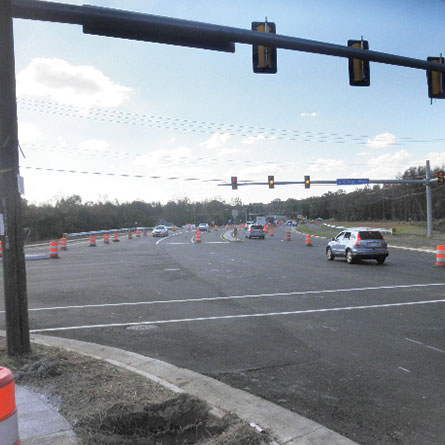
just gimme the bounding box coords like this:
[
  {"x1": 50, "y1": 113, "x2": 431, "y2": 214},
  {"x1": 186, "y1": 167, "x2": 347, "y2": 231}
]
[
  {"x1": 268, "y1": 175, "x2": 275, "y2": 189},
  {"x1": 427, "y1": 57, "x2": 445, "y2": 99},
  {"x1": 348, "y1": 39, "x2": 370, "y2": 86},
  {"x1": 304, "y1": 175, "x2": 311, "y2": 189},
  {"x1": 252, "y1": 21, "x2": 277, "y2": 74}
]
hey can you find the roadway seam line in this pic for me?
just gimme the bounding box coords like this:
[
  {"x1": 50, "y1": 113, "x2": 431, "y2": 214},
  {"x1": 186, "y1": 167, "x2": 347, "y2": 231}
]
[
  {"x1": 10, "y1": 282, "x2": 445, "y2": 313},
  {"x1": 29, "y1": 298, "x2": 445, "y2": 333}
]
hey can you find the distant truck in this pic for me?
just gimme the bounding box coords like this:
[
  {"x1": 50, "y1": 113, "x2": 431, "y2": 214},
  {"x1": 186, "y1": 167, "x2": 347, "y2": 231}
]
[{"x1": 256, "y1": 216, "x2": 266, "y2": 226}]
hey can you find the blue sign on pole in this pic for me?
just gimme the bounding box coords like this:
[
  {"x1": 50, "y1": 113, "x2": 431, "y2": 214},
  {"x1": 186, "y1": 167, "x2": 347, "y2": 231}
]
[{"x1": 336, "y1": 178, "x2": 370, "y2": 185}]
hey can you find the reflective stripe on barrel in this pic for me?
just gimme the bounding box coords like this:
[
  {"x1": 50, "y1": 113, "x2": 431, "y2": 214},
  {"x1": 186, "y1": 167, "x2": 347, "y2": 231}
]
[{"x1": 436, "y1": 245, "x2": 445, "y2": 266}]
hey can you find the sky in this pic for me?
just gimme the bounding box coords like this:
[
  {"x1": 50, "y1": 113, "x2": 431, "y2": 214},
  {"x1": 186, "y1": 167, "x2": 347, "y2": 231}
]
[{"x1": 10, "y1": 0, "x2": 445, "y2": 205}]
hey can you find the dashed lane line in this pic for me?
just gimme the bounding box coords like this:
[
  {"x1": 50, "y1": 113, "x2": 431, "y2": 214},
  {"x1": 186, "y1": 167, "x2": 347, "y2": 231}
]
[
  {"x1": 29, "y1": 298, "x2": 445, "y2": 333},
  {"x1": 6, "y1": 282, "x2": 445, "y2": 314}
]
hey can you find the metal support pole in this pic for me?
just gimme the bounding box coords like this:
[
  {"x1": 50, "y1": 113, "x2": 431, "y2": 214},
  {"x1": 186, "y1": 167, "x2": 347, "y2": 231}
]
[
  {"x1": 426, "y1": 160, "x2": 433, "y2": 238},
  {"x1": 0, "y1": 0, "x2": 30, "y2": 355}
]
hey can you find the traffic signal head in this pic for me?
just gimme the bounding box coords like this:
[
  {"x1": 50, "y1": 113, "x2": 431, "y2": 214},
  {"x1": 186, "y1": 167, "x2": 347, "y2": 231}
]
[
  {"x1": 304, "y1": 175, "x2": 310, "y2": 189},
  {"x1": 252, "y1": 21, "x2": 277, "y2": 74},
  {"x1": 268, "y1": 175, "x2": 275, "y2": 189},
  {"x1": 348, "y1": 39, "x2": 370, "y2": 87},
  {"x1": 438, "y1": 170, "x2": 444, "y2": 184},
  {"x1": 231, "y1": 176, "x2": 238, "y2": 190},
  {"x1": 427, "y1": 57, "x2": 445, "y2": 99}
]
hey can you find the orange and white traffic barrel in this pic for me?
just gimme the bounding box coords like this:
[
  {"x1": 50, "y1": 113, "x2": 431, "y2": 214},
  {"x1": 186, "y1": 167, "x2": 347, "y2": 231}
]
[
  {"x1": 89, "y1": 236, "x2": 96, "y2": 247},
  {"x1": 188, "y1": 225, "x2": 191, "y2": 231},
  {"x1": 195, "y1": 229, "x2": 201, "y2": 244},
  {"x1": 270, "y1": 228, "x2": 274, "y2": 237},
  {"x1": 305, "y1": 235, "x2": 312, "y2": 246},
  {"x1": 215, "y1": 225, "x2": 218, "y2": 231},
  {"x1": 136, "y1": 230, "x2": 141, "y2": 238},
  {"x1": 50, "y1": 241, "x2": 59, "y2": 258},
  {"x1": 436, "y1": 245, "x2": 445, "y2": 266},
  {"x1": 60, "y1": 238, "x2": 67, "y2": 250},
  {"x1": 104, "y1": 233, "x2": 110, "y2": 244},
  {"x1": 0, "y1": 240, "x2": 3, "y2": 258},
  {"x1": 113, "y1": 233, "x2": 120, "y2": 242},
  {"x1": 143, "y1": 229, "x2": 148, "y2": 236},
  {"x1": 0, "y1": 367, "x2": 20, "y2": 445},
  {"x1": 286, "y1": 231, "x2": 291, "y2": 241},
  {"x1": 128, "y1": 231, "x2": 133, "y2": 240}
]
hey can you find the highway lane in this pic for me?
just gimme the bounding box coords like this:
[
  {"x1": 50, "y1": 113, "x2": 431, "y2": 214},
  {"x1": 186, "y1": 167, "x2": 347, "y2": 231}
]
[{"x1": 1, "y1": 226, "x2": 444, "y2": 444}]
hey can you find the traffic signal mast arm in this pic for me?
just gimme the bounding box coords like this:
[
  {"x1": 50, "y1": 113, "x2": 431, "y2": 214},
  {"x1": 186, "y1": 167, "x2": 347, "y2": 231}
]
[
  {"x1": 219, "y1": 178, "x2": 431, "y2": 186},
  {"x1": 10, "y1": 0, "x2": 445, "y2": 74}
]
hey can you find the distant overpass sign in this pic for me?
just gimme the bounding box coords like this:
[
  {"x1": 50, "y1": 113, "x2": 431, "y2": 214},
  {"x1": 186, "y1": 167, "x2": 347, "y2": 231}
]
[{"x1": 336, "y1": 178, "x2": 370, "y2": 185}]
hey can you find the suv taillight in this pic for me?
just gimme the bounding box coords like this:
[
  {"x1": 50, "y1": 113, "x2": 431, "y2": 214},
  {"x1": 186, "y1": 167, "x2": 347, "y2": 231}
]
[{"x1": 355, "y1": 233, "x2": 362, "y2": 246}]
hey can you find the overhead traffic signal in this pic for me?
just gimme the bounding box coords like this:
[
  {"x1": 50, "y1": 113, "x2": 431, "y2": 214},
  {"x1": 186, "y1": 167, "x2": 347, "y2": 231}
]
[
  {"x1": 252, "y1": 21, "x2": 277, "y2": 74},
  {"x1": 438, "y1": 171, "x2": 445, "y2": 184},
  {"x1": 268, "y1": 175, "x2": 275, "y2": 189},
  {"x1": 304, "y1": 175, "x2": 311, "y2": 189},
  {"x1": 427, "y1": 57, "x2": 445, "y2": 99},
  {"x1": 348, "y1": 39, "x2": 370, "y2": 87},
  {"x1": 231, "y1": 176, "x2": 238, "y2": 190}
]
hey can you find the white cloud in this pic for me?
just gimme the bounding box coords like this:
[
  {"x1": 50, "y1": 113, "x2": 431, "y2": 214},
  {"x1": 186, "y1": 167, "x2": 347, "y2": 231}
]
[
  {"x1": 17, "y1": 58, "x2": 132, "y2": 108},
  {"x1": 367, "y1": 132, "x2": 396, "y2": 149},
  {"x1": 242, "y1": 133, "x2": 267, "y2": 144},
  {"x1": 426, "y1": 152, "x2": 445, "y2": 169},
  {"x1": 217, "y1": 148, "x2": 239, "y2": 157},
  {"x1": 200, "y1": 133, "x2": 230, "y2": 149},
  {"x1": 365, "y1": 150, "x2": 412, "y2": 178},
  {"x1": 79, "y1": 139, "x2": 110, "y2": 153},
  {"x1": 18, "y1": 121, "x2": 42, "y2": 144},
  {"x1": 300, "y1": 112, "x2": 319, "y2": 118},
  {"x1": 307, "y1": 158, "x2": 346, "y2": 173}
]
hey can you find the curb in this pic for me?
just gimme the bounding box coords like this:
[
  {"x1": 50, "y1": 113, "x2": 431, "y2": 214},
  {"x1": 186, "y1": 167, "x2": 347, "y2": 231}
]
[{"x1": 20, "y1": 334, "x2": 356, "y2": 445}]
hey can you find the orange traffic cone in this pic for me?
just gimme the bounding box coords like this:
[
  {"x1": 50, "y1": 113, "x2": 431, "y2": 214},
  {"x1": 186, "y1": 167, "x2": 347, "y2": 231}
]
[
  {"x1": 104, "y1": 233, "x2": 110, "y2": 244},
  {"x1": 286, "y1": 231, "x2": 291, "y2": 241},
  {"x1": 89, "y1": 236, "x2": 96, "y2": 247},
  {"x1": 0, "y1": 367, "x2": 20, "y2": 445},
  {"x1": 305, "y1": 235, "x2": 312, "y2": 246},
  {"x1": 60, "y1": 238, "x2": 67, "y2": 250},
  {"x1": 195, "y1": 229, "x2": 201, "y2": 244},
  {"x1": 113, "y1": 233, "x2": 120, "y2": 242},
  {"x1": 50, "y1": 241, "x2": 59, "y2": 258}
]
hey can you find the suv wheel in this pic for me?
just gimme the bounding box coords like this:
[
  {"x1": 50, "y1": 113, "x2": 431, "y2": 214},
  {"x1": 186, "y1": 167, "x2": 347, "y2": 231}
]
[
  {"x1": 326, "y1": 247, "x2": 335, "y2": 261},
  {"x1": 346, "y1": 249, "x2": 356, "y2": 264}
]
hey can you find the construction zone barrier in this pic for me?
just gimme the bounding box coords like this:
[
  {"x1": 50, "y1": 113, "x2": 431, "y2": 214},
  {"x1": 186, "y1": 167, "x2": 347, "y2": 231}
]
[
  {"x1": 104, "y1": 233, "x2": 110, "y2": 244},
  {"x1": 305, "y1": 235, "x2": 312, "y2": 247},
  {"x1": 286, "y1": 231, "x2": 291, "y2": 241},
  {"x1": 143, "y1": 229, "x2": 148, "y2": 236},
  {"x1": 270, "y1": 228, "x2": 274, "y2": 237},
  {"x1": 188, "y1": 225, "x2": 191, "y2": 231},
  {"x1": 128, "y1": 231, "x2": 133, "y2": 240},
  {"x1": 136, "y1": 230, "x2": 141, "y2": 238},
  {"x1": 89, "y1": 236, "x2": 96, "y2": 247},
  {"x1": 60, "y1": 238, "x2": 67, "y2": 250},
  {"x1": 436, "y1": 245, "x2": 445, "y2": 266},
  {"x1": 50, "y1": 241, "x2": 59, "y2": 258},
  {"x1": 0, "y1": 367, "x2": 20, "y2": 445},
  {"x1": 195, "y1": 229, "x2": 201, "y2": 244},
  {"x1": 113, "y1": 233, "x2": 120, "y2": 242},
  {"x1": 0, "y1": 241, "x2": 3, "y2": 258},
  {"x1": 215, "y1": 225, "x2": 218, "y2": 231}
]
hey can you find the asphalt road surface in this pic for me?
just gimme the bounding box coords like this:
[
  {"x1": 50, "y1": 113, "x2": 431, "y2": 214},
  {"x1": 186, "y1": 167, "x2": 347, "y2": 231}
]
[{"x1": 1, "y1": 226, "x2": 444, "y2": 444}]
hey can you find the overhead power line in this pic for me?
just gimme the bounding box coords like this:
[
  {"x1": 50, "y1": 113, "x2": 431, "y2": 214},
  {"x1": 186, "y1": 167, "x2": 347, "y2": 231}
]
[{"x1": 18, "y1": 98, "x2": 445, "y2": 147}]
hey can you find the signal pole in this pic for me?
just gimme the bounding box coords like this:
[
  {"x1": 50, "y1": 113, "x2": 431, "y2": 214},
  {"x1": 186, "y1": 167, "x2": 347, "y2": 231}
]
[
  {"x1": 0, "y1": 0, "x2": 30, "y2": 355},
  {"x1": 426, "y1": 160, "x2": 433, "y2": 238}
]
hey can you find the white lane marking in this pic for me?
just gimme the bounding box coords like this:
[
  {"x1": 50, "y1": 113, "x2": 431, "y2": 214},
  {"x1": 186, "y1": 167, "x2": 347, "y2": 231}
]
[
  {"x1": 12, "y1": 282, "x2": 445, "y2": 314},
  {"x1": 163, "y1": 268, "x2": 180, "y2": 272},
  {"x1": 399, "y1": 367, "x2": 411, "y2": 373},
  {"x1": 156, "y1": 235, "x2": 172, "y2": 245},
  {"x1": 426, "y1": 345, "x2": 445, "y2": 354},
  {"x1": 163, "y1": 242, "x2": 190, "y2": 245},
  {"x1": 29, "y1": 298, "x2": 445, "y2": 333},
  {"x1": 405, "y1": 338, "x2": 423, "y2": 345}
]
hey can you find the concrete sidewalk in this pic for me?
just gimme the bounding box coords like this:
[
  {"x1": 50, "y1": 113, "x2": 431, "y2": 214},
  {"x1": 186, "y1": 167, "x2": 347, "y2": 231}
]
[{"x1": 12, "y1": 333, "x2": 357, "y2": 445}]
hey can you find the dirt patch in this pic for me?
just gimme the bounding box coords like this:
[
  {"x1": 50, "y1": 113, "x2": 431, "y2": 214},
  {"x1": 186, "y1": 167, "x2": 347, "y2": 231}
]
[{"x1": 0, "y1": 338, "x2": 271, "y2": 444}]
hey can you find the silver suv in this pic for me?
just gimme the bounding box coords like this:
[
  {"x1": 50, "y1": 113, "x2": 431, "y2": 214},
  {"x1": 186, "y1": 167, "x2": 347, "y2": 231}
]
[{"x1": 326, "y1": 228, "x2": 389, "y2": 264}]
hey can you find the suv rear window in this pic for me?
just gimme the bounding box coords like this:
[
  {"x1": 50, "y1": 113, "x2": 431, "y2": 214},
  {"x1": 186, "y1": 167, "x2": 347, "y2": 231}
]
[
  {"x1": 251, "y1": 225, "x2": 263, "y2": 230},
  {"x1": 359, "y1": 231, "x2": 383, "y2": 240}
]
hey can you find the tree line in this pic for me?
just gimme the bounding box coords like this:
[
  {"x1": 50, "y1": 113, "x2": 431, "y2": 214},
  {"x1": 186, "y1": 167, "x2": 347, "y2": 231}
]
[{"x1": 22, "y1": 165, "x2": 444, "y2": 241}]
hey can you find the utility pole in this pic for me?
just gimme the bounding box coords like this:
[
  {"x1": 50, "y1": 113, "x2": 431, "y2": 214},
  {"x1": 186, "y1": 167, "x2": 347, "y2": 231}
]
[
  {"x1": 0, "y1": 0, "x2": 30, "y2": 355},
  {"x1": 425, "y1": 160, "x2": 433, "y2": 238}
]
